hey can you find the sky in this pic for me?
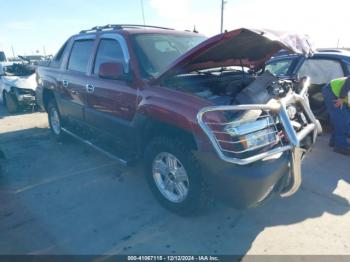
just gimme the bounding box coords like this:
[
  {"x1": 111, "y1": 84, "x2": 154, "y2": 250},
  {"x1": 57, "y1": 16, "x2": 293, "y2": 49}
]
[{"x1": 1, "y1": 0, "x2": 350, "y2": 57}]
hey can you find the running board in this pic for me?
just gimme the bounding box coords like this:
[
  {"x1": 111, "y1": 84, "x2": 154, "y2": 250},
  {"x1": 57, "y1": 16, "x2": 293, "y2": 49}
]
[{"x1": 61, "y1": 128, "x2": 129, "y2": 167}]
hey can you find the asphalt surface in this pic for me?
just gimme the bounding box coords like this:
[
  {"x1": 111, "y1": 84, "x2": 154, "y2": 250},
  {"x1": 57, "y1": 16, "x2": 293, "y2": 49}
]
[{"x1": 0, "y1": 105, "x2": 350, "y2": 255}]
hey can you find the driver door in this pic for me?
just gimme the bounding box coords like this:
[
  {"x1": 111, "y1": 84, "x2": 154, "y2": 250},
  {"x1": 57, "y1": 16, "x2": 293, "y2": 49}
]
[{"x1": 84, "y1": 34, "x2": 138, "y2": 147}]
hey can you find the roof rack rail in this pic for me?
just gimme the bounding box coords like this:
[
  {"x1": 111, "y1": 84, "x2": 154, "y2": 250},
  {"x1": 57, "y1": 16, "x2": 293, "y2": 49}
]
[
  {"x1": 316, "y1": 48, "x2": 345, "y2": 53},
  {"x1": 79, "y1": 24, "x2": 174, "y2": 34},
  {"x1": 79, "y1": 24, "x2": 122, "y2": 34},
  {"x1": 118, "y1": 24, "x2": 174, "y2": 30}
]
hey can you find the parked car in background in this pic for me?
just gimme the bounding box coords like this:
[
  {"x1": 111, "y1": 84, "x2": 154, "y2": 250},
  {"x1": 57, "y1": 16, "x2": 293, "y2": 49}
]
[
  {"x1": 0, "y1": 62, "x2": 36, "y2": 113},
  {"x1": 36, "y1": 25, "x2": 321, "y2": 215},
  {"x1": 265, "y1": 50, "x2": 350, "y2": 120},
  {"x1": 18, "y1": 55, "x2": 52, "y2": 67}
]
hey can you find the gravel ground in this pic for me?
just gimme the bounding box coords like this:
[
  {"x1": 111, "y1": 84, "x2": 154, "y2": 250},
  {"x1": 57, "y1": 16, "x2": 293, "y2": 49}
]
[{"x1": 0, "y1": 105, "x2": 350, "y2": 255}]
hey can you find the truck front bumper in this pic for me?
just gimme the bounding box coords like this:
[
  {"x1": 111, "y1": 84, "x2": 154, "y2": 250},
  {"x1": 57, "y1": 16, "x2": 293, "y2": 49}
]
[
  {"x1": 196, "y1": 151, "x2": 290, "y2": 208},
  {"x1": 197, "y1": 93, "x2": 322, "y2": 207}
]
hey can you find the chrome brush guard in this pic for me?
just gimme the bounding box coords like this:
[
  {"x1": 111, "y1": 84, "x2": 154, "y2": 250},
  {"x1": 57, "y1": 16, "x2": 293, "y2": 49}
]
[{"x1": 197, "y1": 93, "x2": 322, "y2": 197}]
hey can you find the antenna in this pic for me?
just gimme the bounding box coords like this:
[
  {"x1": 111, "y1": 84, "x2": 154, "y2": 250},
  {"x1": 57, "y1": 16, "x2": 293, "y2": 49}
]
[
  {"x1": 140, "y1": 0, "x2": 146, "y2": 26},
  {"x1": 11, "y1": 45, "x2": 15, "y2": 58},
  {"x1": 220, "y1": 0, "x2": 227, "y2": 34}
]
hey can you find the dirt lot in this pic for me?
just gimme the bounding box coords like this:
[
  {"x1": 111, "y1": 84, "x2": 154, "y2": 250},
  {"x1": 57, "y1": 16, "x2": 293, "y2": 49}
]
[{"x1": 0, "y1": 105, "x2": 350, "y2": 255}]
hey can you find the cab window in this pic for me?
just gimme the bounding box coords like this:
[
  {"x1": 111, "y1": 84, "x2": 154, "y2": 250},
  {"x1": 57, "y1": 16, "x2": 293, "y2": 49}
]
[
  {"x1": 93, "y1": 39, "x2": 125, "y2": 75},
  {"x1": 67, "y1": 40, "x2": 94, "y2": 73}
]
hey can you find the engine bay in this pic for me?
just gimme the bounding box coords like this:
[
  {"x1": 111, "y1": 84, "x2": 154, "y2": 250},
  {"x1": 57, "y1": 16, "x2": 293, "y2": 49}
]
[{"x1": 165, "y1": 69, "x2": 295, "y2": 106}]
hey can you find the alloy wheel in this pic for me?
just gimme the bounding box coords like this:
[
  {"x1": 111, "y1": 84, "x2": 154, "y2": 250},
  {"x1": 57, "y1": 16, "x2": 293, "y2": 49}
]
[{"x1": 152, "y1": 152, "x2": 190, "y2": 203}]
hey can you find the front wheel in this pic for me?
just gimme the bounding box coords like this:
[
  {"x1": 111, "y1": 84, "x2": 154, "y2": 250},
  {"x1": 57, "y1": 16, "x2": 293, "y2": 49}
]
[
  {"x1": 47, "y1": 100, "x2": 65, "y2": 141},
  {"x1": 144, "y1": 137, "x2": 208, "y2": 216}
]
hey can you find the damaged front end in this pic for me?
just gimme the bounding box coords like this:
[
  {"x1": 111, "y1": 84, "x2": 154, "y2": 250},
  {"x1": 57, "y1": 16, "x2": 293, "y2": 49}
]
[
  {"x1": 11, "y1": 85, "x2": 36, "y2": 106},
  {"x1": 149, "y1": 27, "x2": 320, "y2": 204},
  {"x1": 197, "y1": 76, "x2": 322, "y2": 198},
  {"x1": 1, "y1": 63, "x2": 37, "y2": 108}
]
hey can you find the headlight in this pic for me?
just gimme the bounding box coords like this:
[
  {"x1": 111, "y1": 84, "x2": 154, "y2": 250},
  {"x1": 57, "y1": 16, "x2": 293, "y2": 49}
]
[
  {"x1": 224, "y1": 117, "x2": 278, "y2": 152},
  {"x1": 239, "y1": 127, "x2": 278, "y2": 150},
  {"x1": 225, "y1": 117, "x2": 273, "y2": 136}
]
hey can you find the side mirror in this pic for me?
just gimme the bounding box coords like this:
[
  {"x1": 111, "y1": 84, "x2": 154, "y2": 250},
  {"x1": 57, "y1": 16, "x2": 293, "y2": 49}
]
[{"x1": 99, "y1": 62, "x2": 128, "y2": 80}]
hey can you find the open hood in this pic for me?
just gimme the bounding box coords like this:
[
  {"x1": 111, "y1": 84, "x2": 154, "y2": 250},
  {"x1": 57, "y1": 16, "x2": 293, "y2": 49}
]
[{"x1": 152, "y1": 28, "x2": 314, "y2": 84}]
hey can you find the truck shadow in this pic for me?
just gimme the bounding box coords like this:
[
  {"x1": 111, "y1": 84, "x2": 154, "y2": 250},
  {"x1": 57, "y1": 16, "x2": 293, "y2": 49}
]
[
  {"x1": 116, "y1": 137, "x2": 350, "y2": 255},
  {"x1": 1, "y1": 126, "x2": 349, "y2": 255},
  {"x1": 184, "y1": 133, "x2": 350, "y2": 254},
  {"x1": 227, "y1": 186, "x2": 349, "y2": 254},
  {"x1": 159, "y1": 169, "x2": 350, "y2": 255}
]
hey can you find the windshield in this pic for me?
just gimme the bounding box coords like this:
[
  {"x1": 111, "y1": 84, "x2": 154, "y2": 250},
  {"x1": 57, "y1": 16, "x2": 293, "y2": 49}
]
[
  {"x1": 133, "y1": 33, "x2": 206, "y2": 78},
  {"x1": 265, "y1": 58, "x2": 294, "y2": 76}
]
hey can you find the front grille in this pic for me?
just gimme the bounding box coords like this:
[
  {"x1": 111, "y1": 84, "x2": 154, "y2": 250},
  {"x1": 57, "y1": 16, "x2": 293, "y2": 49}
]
[
  {"x1": 203, "y1": 113, "x2": 281, "y2": 158},
  {"x1": 197, "y1": 95, "x2": 321, "y2": 165}
]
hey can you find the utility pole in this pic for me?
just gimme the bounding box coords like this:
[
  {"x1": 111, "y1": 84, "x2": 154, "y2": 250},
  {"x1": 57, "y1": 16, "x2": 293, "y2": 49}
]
[
  {"x1": 337, "y1": 39, "x2": 340, "y2": 48},
  {"x1": 140, "y1": 0, "x2": 146, "y2": 26},
  {"x1": 220, "y1": 0, "x2": 227, "y2": 34},
  {"x1": 11, "y1": 46, "x2": 15, "y2": 58},
  {"x1": 43, "y1": 45, "x2": 47, "y2": 56}
]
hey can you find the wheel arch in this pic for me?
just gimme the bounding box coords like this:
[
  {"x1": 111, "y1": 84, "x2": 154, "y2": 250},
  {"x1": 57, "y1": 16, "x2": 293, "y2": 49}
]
[
  {"x1": 42, "y1": 88, "x2": 55, "y2": 112},
  {"x1": 136, "y1": 114, "x2": 199, "y2": 153}
]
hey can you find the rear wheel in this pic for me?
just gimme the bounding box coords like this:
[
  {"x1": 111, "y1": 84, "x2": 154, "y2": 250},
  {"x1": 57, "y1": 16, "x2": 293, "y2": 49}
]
[
  {"x1": 4, "y1": 92, "x2": 19, "y2": 114},
  {"x1": 47, "y1": 100, "x2": 65, "y2": 141},
  {"x1": 145, "y1": 137, "x2": 208, "y2": 216}
]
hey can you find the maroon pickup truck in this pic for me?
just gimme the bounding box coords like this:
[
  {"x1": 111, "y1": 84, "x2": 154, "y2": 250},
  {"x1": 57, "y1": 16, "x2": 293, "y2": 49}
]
[{"x1": 36, "y1": 25, "x2": 322, "y2": 215}]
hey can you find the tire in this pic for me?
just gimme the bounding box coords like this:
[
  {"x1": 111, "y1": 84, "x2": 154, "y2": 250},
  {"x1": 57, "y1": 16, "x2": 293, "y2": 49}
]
[
  {"x1": 47, "y1": 100, "x2": 65, "y2": 141},
  {"x1": 144, "y1": 137, "x2": 208, "y2": 216},
  {"x1": 4, "y1": 92, "x2": 19, "y2": 114}
]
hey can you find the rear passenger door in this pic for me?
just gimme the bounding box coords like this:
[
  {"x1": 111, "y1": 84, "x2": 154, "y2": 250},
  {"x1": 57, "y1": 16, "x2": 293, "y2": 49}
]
[
  {"x1": 58, "y1": 36, "x2": 95, "y2": 122},
  {"x1": 84, "y1": 34, "x2": 138, "y2": 145}
]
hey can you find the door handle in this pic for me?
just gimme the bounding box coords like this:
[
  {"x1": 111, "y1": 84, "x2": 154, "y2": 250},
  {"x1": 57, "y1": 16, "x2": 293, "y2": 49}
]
[
  {"x1": 86, "y1": 84, "x2": 95, "y2": 94},
  {"x1": 120, "y1": 106, "x2": 130, "y2": 112},
  {"x1": 62, "y1": 80, "x2": 69, "y2": 88}
]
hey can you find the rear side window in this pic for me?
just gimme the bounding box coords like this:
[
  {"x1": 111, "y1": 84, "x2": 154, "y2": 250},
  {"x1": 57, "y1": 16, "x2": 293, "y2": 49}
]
[
  {"x1": 49, "y1": 40, "x2": 69, "y2": 68},
  {"x1": 93, "y1": 39, "x2": 125, "y2": 74},
  {"x1": 67, "y1": 40, "x2": 94, "y2": 73},
  {"x1": 53, "y1": 41, "x2": 68, "y2": 62},
  {"x1": 298, "y1": 59, "x2": 344, "y2": 85}
]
